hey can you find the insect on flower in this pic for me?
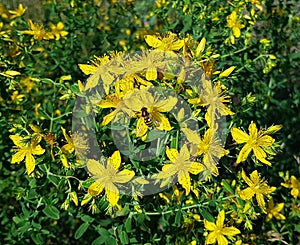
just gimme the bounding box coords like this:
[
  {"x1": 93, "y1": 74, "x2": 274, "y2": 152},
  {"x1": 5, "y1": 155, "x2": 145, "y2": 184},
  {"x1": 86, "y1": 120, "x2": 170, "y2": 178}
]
[{"x1": 140, "y1": 107, "x2": 161, "y2": 128}]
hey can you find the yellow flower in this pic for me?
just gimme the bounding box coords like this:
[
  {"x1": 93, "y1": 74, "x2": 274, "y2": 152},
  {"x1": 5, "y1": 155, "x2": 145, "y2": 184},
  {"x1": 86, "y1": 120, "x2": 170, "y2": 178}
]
[
  {"x1": 131, "y1": 50, "x2": 168, "y2": 81},
  {"x1": 61, "y1": 127, "x2": 89, "y2": 158},
  {"x1": 281, "y1": 176, "x2": 300, "y2": 199},
  {"x1": 49, "y1": 22, "x2": 68, "y2": 40},
  {"x1": 219, "y1": 66, "x2": 236, "y2": 78},
  {"x1": 183, "y1": 127, "x2": 229, "y2": 176},
  {"x1": 11, "y1": 91, "x2": 25, "y2": 103},
  {"x1": 61, "y1": 127, "x2": 75, "y2": 154},
  {"x1": 265, "y1": 198, "x2": 285, "y2": 222},
  {"x1": 226, "y1": 11, "x2": 245, "y2": 38},
  {"x1": 251, "y1": 0, "x2": 263, "y2": 11},
  {"x1": 124, "y1": 88, "x2": 177, "y2": 137},
  {"x1": 22, "y1": 20, "x2": 54, "y2": 41},
  {"x1": 87, "y1": 151, "x2": 135, "y2": 206},
  {"x1": 238, "y1": 169, "x2": 276, "y2": 211},
  {"x1": 204, "y1": 210, "x2": 240, "y2": 245},
  {"x1": 188, "y1": 76, "x2": 234, "y2": 126},
  {"x1": 231, "y1": 122, "x2": 277, "y2": 165},
  {"x1": 0, "y1": 4, "x2": 9, "y2": 19},
  {"x1": 144, "y1": 32, "x2": 184, "y2": 52},
  {"x1": 79, "y1": 55, "x2": 122, "y2": 93},
  {"x1": 8, "y1": 3, "x2": 27, "y2": 19},
  {"x1": 115, "y1": 73, "x2": 152, "y2": 98},
  {"x1": 155, "y1": 144, "x2": 204, "y2": 195},
  {"x1": 10, "y1": 135, "x2": 45, "y2": 175},
  {"x1": 98, "y1": 93, "x2": 134, "y2": 126}
]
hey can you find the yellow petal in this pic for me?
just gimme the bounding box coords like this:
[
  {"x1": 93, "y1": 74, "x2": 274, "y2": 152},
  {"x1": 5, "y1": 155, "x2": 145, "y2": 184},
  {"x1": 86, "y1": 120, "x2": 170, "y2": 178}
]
[
  {"x1": 60, "y1": 153, "x2": 69, "y2": 169},
  {"x1": 57, "y1": 21, "x2": 64, "y2": 29},
  {"x1": 178, "y1": 171, "x2": 191, "y2": 195},
  {"x1": 217, "y1": 234, "x2": 229, "y2": 245},
  {"x1": 87, "y1": 159, "x2": 105, "y2": 177},
  {"x1": 25, "y1": 153, "x2": 35, "y2": 175},
  {"x1": 84, "y1": 73, "x2": 100, "y2": 91},
  {"x1": 88, "y1": 181, "x2": 104, "y2": 196},
  {"x1": 156, "y1": 164, "x2": 177, "y2": 180},
  {"x1": 253, "y1": 147, "x2": 271, "y2": 166},
  {"x1": 166, "y1": 146, "x2": 178, "y2": 163},
  {"x1": 170, "y1": 39, "x2": 184, "y2": 50},
  {"x1": 115, "y1": 169, "x2": 135, "y2": 183},
  {"x1": 188, "y1": 97, "x2": 201, "y2": 105},
  {"x1": 11, "y1": 150, "x2": 26, "y2": 163},
  {"x1": 101, "y1": 72, "x2": 114, "y2": 85},
  {"x1": 105, "y1": 183, "x2": 119, "y2": 206},
  {"x1": 5, "y1": 70, "x2": 21, "y2": 76},
  {"x1": 61, "y1": 144, "x2": 74, "y2": 155},
  {"x1": 265, "y1": 124, "x2": 282, "y2": 134},
  {"x1": 9, "y1": 135, "x2": 24, "y2": 147},
  {"x1": 216, "y1": 210, "x2": 225, "y2": 228},
  {"x1": 204, "y1": 220, "x2": 217, "y2": 231},
  {"x1": 31, "y1": 145, "x2": 45, "y2": 155},
  {"x1": 78, "y1": 64, "x2": 98, "y2": 75},
  {"x1": 205, "y1": 232, "x2": 217, "y2": 244},
  {"x1": 189, "y1": 162, "x2": 204, "y2": 175},
  {"x1": 249, "y1": 170, "x2": 260, "y2": 183},
  {"x1": 274, "y1": 203, "x2": 285, "y2": 212},
  {"x1": 136, "y1": 117, "x2": 148, "y2": 137},
  {"x1": 219, "y1": 66, "x2": 236, "y2": 78},
  {"x1": 78, "y1": 80, "x2": 84, "y2": 92},
  {"x1": 222, "y1": 227, "x2": 241, "y2": 236},
  {"x1": 241, "y1": 169, "x2": 253, "y2": 186},
  {"x1": 195, "y1": 37, "x2": 206, "y2": 57},
  {"x1": 61, "y1": 127, "x2": 73, "y2": 144},
  {"x1": 182, "y1": 128, "x2": 201, "y2": 145},
  {"x1": 238, "y1": 187, "x2": 255, "y2": 200},
  {"x1": 146, "y1": 68, "x2": 157, "y2": 81},
  {"x1": 101, "y1": 111, "x2": 116, "y2": 126},
  {"x1": 154, "y1": 113, "x2": 172, "y2": 131},
  {"x1": 70, "y1": 191, "x2": 78, "y2": 206},
  {"x1": 236, "y1": 144, "x2": 252, "y2": 163},
  {"x1": 256, "y1": 193, "x2": 266, "y2": 211},
  {"x1": 248, "y1": 121, "x2": 258, "y2": 137},
  {"x1": 124, "y1": 90, "x2": 145, "y2": 111},
  {"x1": 232, "y1": 27, "x2": 241, "y2": 38},
  {"x1": 155, "y1": 96, "x2": 178, "y2": 112},
  {"x1": 257, "y1": 135, "x2": 275, "y2": 146},
  {"x1": 81, "y1": 193, "x2": 93, "y2": 206},
  {"x1": 231, "y1": 128, "x2": 249, "y2": 144},
  {"x1": 144, "y1": 35, "x2": 162, "y2": 48},
  {"x1": 108, "y1": 150, "x2": 121, "y2": 170},
  {"x1": 134, "y1": 177, "x2": 149, "y2": 185}
]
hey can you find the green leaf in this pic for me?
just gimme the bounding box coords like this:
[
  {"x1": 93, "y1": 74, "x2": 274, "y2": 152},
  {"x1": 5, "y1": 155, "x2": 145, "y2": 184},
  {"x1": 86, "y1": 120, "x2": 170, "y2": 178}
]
[
  {"x1": 42, "y1": 205, "x2": 60, "y2": 220},
  {"x1": 75, "y1": 222, "x2": 89, "y2": 239},
  {"x1": 182, "y1": 15, "x2": 192, "y2": 33},
  {"x1": 80, "y1": 215, "x2": 94, "y2": 224},
  {"x1": 221, "y1": 179, "x2": 234, "y2": 194},
  {"x1": 200, "y1": 209, "x2": 214, "y2": 223},
  {"x1": 124, "y1": 217, "x2": 132, "y2": 232},
  {"x1": 119, "y1": 230, "x2": 129, "y2": 244},
  {"x1": 70, "y1": 84, "x2": 80, "y2": 93},
  {"x1": 97, "y1": 227, "x2": 110, "y2": 237},
  {"x1": 92, "y1": 236, "x2": 106, "y2": 245},
  {"x1": 31, "y1": 233, "x2": 44, "y2": 245},
  {"x1": 146, "y1": 129, "x2": 166, "y2": 142},
  {"x1": 48, "y1": 175, "x2": 60, "y2": 187},
  {"x1": 175, "y1": 210, "x2": 182, "y2": 226}
]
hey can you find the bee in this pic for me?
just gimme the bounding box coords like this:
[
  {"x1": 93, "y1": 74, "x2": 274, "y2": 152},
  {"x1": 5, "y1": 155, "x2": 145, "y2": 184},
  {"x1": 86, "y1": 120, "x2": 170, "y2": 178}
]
[{"x1": 141, "y1": 107, "x2": 153, "y2": 127}]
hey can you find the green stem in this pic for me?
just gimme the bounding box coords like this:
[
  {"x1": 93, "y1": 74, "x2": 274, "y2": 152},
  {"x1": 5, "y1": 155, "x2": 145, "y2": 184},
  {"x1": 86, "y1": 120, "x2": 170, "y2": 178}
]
[
  {"x1": 131, "y1": 195, "x2": 238, "y2": 216},
  {"x1": 221, "y1": 46, "x2": 250, "y2": 59}
]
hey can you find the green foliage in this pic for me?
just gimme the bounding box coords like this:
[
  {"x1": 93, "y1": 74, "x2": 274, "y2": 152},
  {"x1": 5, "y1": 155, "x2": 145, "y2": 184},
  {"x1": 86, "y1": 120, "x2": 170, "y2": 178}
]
[{"x1": 1, "y1": 0, "x2": 299, "y2": 244}]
